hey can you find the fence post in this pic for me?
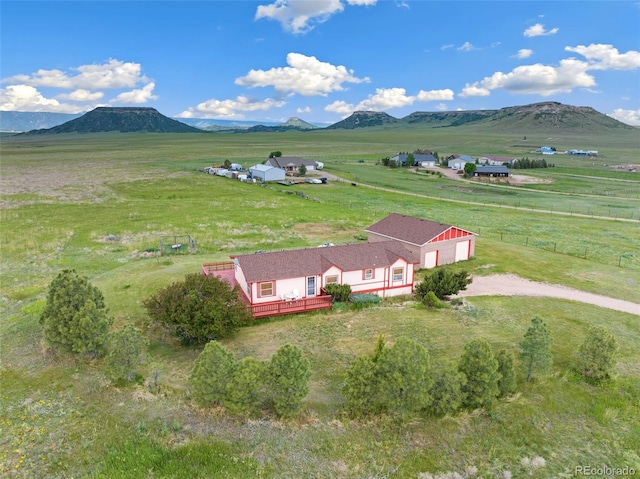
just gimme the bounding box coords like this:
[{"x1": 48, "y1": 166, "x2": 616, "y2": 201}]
[
  {"x1": 526, "y1": 236, "x2": 528, "y2": 246},
  {"x1": 584, "y1": 248, "x2": 588, "y2": 259},
  {"x1": 554, "y1": 242, "x2": 556, "y2": 252}
]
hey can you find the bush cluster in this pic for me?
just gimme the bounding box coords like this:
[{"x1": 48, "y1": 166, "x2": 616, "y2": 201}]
[
  {"x1": 414, "y1": 268, "x2": 472, "y2": 303},
  {"x1": 190, "y1": 342, "x2": 311, "y2": 418}
]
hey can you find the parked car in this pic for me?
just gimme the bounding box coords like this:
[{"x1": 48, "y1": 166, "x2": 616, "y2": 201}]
[{"x1": 305, "y1": 178, "x2": 322, "y2": 184}]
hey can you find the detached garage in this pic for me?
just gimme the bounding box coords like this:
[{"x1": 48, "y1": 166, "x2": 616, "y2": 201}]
[{"x1": 366, "y1": 213, "x2": 477, "y2": 269}]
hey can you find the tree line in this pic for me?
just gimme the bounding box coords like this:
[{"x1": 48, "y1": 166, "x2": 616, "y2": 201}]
[{"x1": 38, "y1": 269, "x2": 620, "y2": 420}]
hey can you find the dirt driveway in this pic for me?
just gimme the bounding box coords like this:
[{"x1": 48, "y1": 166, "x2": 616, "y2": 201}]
[{"x1": 455, "y1": 274, "x2": 639, "y2": 316}]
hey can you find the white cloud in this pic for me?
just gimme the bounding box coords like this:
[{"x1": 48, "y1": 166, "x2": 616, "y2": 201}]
[
  {"x1": 235, "y1": 52, "x2": 369, "y2": 96},
  {"x1": 459, "y1": 83, "x2": 491, "y2": 97},
  {"x1": 296, "y1": 106, "x2": 311, "y2": 113},
  {"x1": 177, "y1": 96, "x2": 286, "y2": 118},
  {"x1": 57, "y1": 89, "x2": 104, "y2": 102},
  {"x1": 0, "y1": 84, "x2": 83, "y2": 113},
  {"x1": 255, "y1": 0, "x2": 344, "y2": 34},
  {"x1": 111, "y1": 82, "x2": 158, "y2": 104},
  {"x1": 440, "y1": 44, "x2": 455, "y2": 51},
  {"x1": 458, "y1": 42, "x2": 476, "y2": 52},
  {"x1": 1, "y1": 59, "x2": 148, "y2": 90},
  {"x1": 516, "y1": 49, "x2": 534, "y2": 59},
  {"x1": 435, "y1": 103, "x2": 448, "y2": 111},
  {"x1": 347, "y1": 0, "x2": 376, "y2": 5},
  {"x1": 325, "y1": 87, "x2": 454, "y2": 113},
  {"x1": 523, "y1": 23, "x2": 559, "y2": 37},
  {"x1": 609, "y1": 108, "x2": 640, "y2": 126},
  {"x1": 565, "y1": 44, "x2": 640, "y2": 70}
]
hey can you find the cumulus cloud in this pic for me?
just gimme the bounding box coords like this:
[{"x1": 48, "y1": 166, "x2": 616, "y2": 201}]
[
  {"x1": 111, "y1": 82, "x2": 158, "y2": 104},
  {"x1": 459, "y1": 83, "x2": 491, "y2": 97},
  {"x1": 0, "y1": 84, "x2": 84, "y2": 113},
  {"x1": 609, "y1": 108, "x2": 640, "y2": 126},
  {"x1": 461, "y1": 58, "x2": 596, "y2": 97},
  {"x1": 235, "y1": 52, "x2": 369, "y2": 96},
  {"x1": 2, "y1": 59, "x2": 148, "y2": 90},
  {"x1": 177, "y1": 96, "x2": 287, "y2": 118},
  {"x1": 297, "y1": 106, "x2": 311, "y2": 113},
  {"x1": 523, "y1": 23, "x2": 559, "y2": 37},
  {"x1": 325, "y1": 87, "x2": 454, "y2": 113},
  {"x1": 256, "y1": 0, "x2": 374, "y2": 34},
  {"x1": 460, "y1": 42, "x2": 640, "y2": 98},
  {"x1": 516, "y1": 49, "x2": 534, "y2": 59},
  {"x1": 565, "y1": 44, "x2": 640, "y2": 70},
  {"x1": 57, "y1": 89, "x2": 104, "y2": 102},
  {"x1": 435, "y1": 103, "x2": 448, "y2": 111}
]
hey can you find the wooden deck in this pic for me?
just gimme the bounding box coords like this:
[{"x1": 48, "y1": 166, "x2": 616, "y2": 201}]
[
  {"x1": 202, "y1": 261, "x2": 333, "y2": 318},
  {"x1": 250, "y1": 296, "x2": 333, "y2": 319}
]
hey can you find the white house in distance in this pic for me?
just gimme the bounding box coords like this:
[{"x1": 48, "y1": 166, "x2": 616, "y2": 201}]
[
  {"x1": 366, "y1": 213, "x2": 477, "y2": 269},
  {"x1": 448, "y1": 155, "x2": 475, "y2": 169},
  {"x1": 248, "y1": 164, "x2": 286, "y2": 182},
  {"x1": 265, "y1": 156, "x2": 317, "y2": 174}
]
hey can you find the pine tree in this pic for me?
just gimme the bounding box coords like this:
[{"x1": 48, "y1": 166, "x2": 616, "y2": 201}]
[
  {"x1": 342, "y1": 355, "x2": 382, "y2": 417},
  {"x1": 224, "y1": 357, "x2": 267, "y2": 415},
  {"x1": 458, "y1": 338, "x2": 501, "y2": 410},
  {"x1": 429, "y1": 361, "x2": 466, "y2": 416},
  {"x1": 519, "y1": 317, "x2": 553, "y2": 382},
  {"x1": 496, "y1": 349, "x2": 517, "y2": 397},
  {"x1": 575, "y1": 326, "x2": 618, "y2": 382},
  {"x1": 267, "y1": 344, "x2": 312, "y2": 417},
  {"x1": 376, "y1": 337, "x2": 432, "y2": 415},
  {"x1": 105, "y1": 324, "x2": 148, "y2": 382},
  {"x1": 40, "y1": 269, "x2": 112, "y2": 357},
  {"x1": 190, "y1": 341, "x2": 238, "y2": 407}
]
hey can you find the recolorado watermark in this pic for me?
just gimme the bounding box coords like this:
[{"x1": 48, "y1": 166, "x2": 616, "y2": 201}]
[{"x1": 575, "y1": 465, "x2": 636, "y2": 476}]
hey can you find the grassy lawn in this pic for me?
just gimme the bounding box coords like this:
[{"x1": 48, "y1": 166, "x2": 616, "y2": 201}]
[{"x1": 1, "y1": 130, "x2": 639, "y2": 478}]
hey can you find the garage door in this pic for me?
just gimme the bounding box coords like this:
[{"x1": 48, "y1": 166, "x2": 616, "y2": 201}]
[
  {"x1": 424, "y1": 251, "x2": 438, "y2": 269},
  {"x1": 455, "y1": 240, "x2": 470, "y2": 262}
]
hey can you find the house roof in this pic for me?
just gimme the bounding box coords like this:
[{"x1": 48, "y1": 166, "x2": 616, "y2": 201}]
[
  {"x1": 234, "y1": 241, "x2": 416, "y2": 283},
  {"x1": 366, "y1": 213, "x2": 475, "y2": 246},
  {"x1": 476, "y1": 165, "x2": 509, "y2": 173},
  {"x1": 267, "y1": 157, "x2": 317, "y2": 168},
  {"x1": 250, "y1": 164, "x2": 281, "y2": 172}
]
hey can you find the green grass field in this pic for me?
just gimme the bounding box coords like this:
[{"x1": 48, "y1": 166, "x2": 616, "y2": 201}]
[{"x1": 1, "y1": 128, "x2": 639, "y2": 478}]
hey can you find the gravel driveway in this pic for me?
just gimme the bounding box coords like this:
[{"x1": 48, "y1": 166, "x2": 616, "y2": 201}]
[{"x1": 455, "y1": 274, "x2": 639, "y2": 316}]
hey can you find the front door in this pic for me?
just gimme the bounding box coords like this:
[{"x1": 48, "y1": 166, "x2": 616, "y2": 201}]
[{"x1": 307, "y1": 276, "x2": 316, "y2": 297}]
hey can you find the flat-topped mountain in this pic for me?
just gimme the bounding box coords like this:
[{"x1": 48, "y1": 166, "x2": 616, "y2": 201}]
[{"x1": 24, "y1": 107, "x2": 203, "y2": 134}]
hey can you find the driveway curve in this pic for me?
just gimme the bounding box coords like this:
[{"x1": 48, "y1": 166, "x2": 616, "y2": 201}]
[{"x1": 455, "y1": 274, "x2": 639, "y2": 316}]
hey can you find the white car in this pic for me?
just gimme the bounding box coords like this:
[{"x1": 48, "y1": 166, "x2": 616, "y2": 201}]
[{"x1": 305, "y1": 178, "x2": 322, "y2": 184}]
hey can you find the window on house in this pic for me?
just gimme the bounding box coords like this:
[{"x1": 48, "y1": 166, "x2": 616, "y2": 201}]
[
  {"x1": 392, "y1": 267, "x2": 404, "y2": 282},
  {"x1": 325, "y1": 275, "x2": 338, "y2": 285},
  {"x1": 259, "y1": 282, "x2": 274, "y2": 297},
  {"x1": 364, "y1": 269, "x2": 374, "y2": 280}
]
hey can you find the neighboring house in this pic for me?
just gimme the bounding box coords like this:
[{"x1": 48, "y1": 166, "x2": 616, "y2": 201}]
[
  {"x1": 248, "y1": 164, "x2": 286, "y2": 182},
  {"x1": 265, "y1": 156, "x2": 317, "y2": 174},
  {"x1": 478, "y1": 156, "x2": 517, "y2": 166},
  {"x1": 366, "y1": 213, "x2": 476, "y2": 269},
  {"x1": 390, "y1": 153, "x2": 437, "y2": 167},
  {"x1": 474, "y1": 165, "x2": 510, "y2": 178},
  {"x1": 539, "y1": 146, "x2": 555, "y2": 155},
  {"x1": 448, "y1": 155, "x2": 475, "y2": 169}
]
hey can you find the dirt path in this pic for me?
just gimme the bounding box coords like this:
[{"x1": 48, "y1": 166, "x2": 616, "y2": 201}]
[{"x1": 455, "y1": 274, "x2": 640, "y2": 316}]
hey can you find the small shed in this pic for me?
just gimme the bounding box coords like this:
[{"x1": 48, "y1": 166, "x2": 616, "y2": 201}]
[{"x1": 249, "y1": 164, "x2": 286, "y2": 182}]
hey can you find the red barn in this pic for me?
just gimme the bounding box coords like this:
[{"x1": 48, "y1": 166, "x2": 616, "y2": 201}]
[{"x1": 366, "y1": 213, "x2": 477, "y2": 269}]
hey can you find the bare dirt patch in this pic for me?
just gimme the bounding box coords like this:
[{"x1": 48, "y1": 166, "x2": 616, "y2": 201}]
[
  {"x1": 455, "y1": 273, "x2": 640, "y2": 316},
  {"x1": 508, "y1": 174, "x2": 554, "y2": 186}
]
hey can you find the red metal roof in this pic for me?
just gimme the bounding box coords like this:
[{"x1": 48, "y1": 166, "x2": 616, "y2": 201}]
[{"x1": 366, "y1": 213, "x2": 475, "y2": 246}]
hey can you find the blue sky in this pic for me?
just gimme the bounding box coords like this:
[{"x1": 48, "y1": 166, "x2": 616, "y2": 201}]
[{"x1": 1, "y1": 1, "x2": 639, "y2": 125}]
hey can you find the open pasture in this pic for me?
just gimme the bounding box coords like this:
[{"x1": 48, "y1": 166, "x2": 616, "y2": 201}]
[{"x1": 1, "y1": 128, "x2": 639, "y2": 478}]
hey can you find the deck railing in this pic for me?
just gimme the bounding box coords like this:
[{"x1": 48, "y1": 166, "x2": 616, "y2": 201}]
[
  {"x1": 250, "y1": 296, "x2": 333, "y2": 318},
  {"x1": 202, "y1": 261, "x2": 235, "y2": 275}
]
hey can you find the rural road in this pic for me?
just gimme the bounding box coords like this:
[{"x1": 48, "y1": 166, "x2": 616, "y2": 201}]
[{"x1": 455, "y1": 274, "x2": 640, "y2": 316}]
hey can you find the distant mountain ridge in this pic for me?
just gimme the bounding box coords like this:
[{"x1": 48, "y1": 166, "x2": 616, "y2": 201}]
[{"x1": 2, "y1": 102, "x2": 634, "y2": 134}]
